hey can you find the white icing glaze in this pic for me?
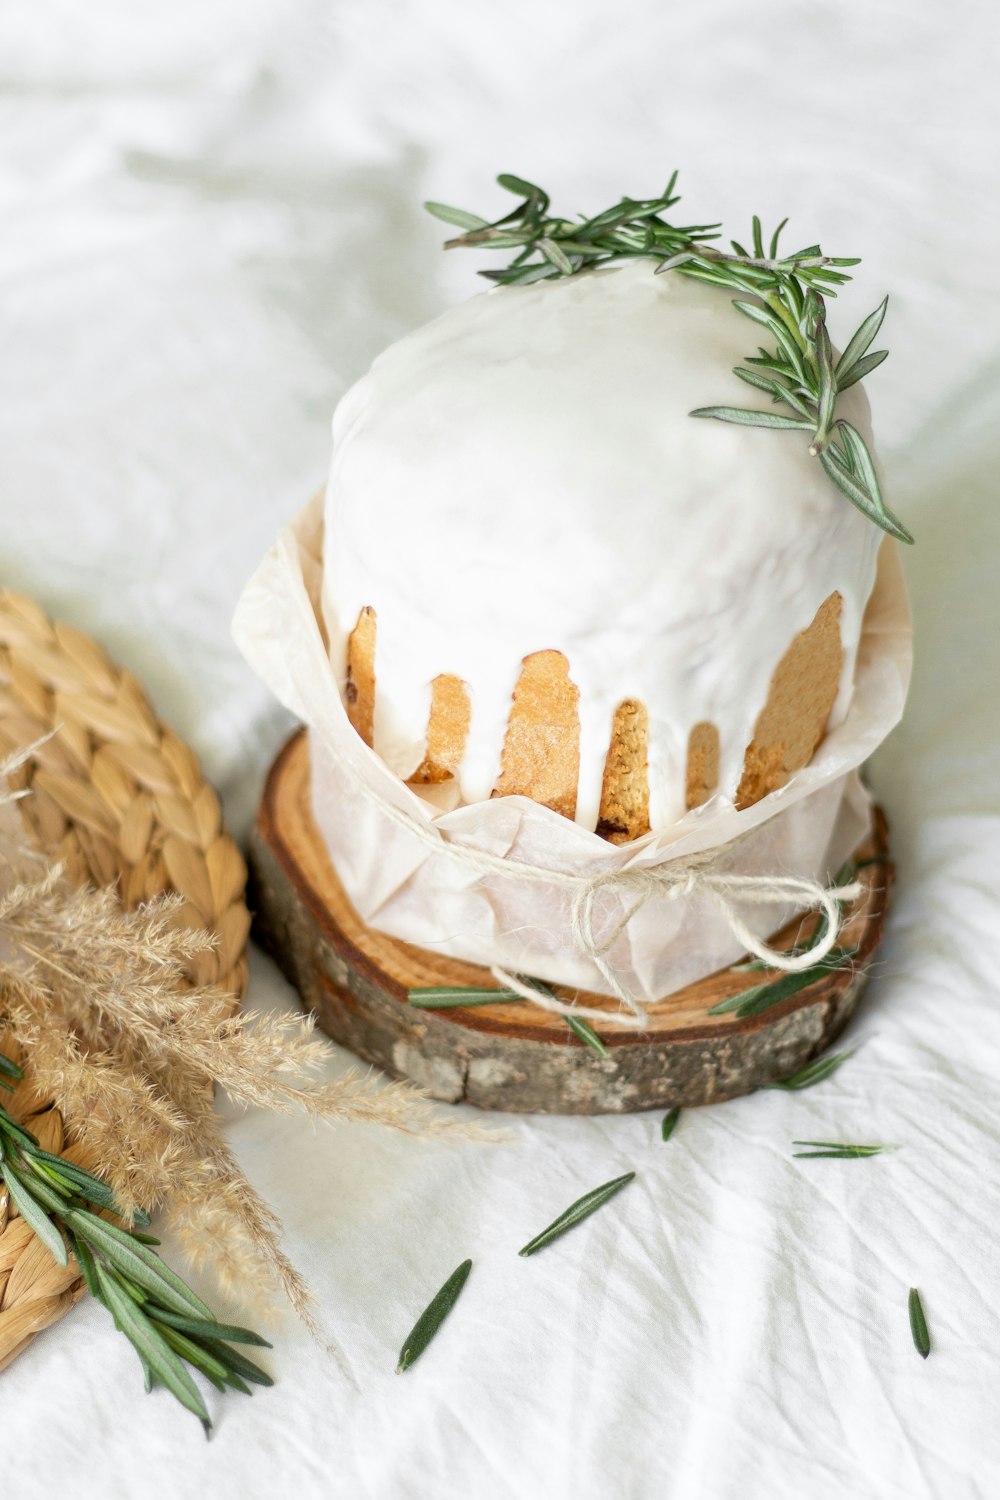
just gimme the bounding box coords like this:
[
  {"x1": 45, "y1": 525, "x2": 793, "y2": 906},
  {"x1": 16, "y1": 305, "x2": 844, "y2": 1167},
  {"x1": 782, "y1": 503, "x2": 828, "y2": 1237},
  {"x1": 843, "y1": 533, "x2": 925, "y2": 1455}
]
[{"x1": 320, "y1": 261, "x2": 882, "y2": 832}]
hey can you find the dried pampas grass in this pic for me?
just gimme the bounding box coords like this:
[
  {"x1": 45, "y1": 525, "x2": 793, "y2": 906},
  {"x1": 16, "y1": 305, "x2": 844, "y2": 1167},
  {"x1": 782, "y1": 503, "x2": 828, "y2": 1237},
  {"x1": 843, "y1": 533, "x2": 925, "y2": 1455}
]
[{"x1": 0, "y1": 749, "x2": 477, "y2": 1330}]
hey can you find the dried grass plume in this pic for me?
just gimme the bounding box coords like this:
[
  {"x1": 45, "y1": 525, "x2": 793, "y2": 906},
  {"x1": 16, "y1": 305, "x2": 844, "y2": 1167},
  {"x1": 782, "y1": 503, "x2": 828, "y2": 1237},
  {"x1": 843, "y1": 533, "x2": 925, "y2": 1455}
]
[{"x1": 0, "y1": 748, "x2": 477, "y2": 1329}]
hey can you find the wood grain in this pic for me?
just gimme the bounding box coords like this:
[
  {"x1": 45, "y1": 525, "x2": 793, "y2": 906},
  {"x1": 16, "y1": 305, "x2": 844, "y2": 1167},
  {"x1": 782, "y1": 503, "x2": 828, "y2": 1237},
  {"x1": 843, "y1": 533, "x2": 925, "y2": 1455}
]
[{"x1": 249, "y1": 729, "x2": 892, "y2": 1115}]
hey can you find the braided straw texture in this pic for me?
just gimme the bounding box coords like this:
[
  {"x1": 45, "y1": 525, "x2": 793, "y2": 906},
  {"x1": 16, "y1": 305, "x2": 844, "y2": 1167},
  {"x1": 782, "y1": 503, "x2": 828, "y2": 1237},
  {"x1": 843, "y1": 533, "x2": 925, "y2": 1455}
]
[{"x1": 0, "y1": 588, "x2": 249, "y2": 1372}]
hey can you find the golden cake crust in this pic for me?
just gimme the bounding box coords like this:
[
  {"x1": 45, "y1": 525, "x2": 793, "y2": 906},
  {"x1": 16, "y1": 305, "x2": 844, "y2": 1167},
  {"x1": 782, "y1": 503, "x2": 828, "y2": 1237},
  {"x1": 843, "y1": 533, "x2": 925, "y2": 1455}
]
[{"x1": 344, "y1": 589, "x2": 845, "y2": 839}]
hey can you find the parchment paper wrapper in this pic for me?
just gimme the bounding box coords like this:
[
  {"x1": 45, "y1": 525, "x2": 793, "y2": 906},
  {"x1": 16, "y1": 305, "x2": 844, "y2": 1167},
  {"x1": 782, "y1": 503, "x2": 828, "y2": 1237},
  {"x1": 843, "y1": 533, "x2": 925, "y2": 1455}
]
[{"x1": 234, "y1": 494, "x2": 912, "y2": 1002}]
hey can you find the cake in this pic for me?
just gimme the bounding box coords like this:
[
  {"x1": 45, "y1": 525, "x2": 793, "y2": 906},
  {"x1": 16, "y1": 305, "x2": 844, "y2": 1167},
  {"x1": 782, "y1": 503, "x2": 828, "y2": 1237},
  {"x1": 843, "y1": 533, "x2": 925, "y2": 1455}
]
[{"x1": 320, "y1": 261, "x2": 882, "y2": 842}]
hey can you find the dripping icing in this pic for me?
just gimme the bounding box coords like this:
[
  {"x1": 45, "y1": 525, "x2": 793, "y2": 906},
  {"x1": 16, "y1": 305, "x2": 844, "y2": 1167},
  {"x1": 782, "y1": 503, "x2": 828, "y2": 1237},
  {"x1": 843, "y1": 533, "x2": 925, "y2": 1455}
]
[{"x1": 322, "y1": 262, "x2": 881, "y2": 832}]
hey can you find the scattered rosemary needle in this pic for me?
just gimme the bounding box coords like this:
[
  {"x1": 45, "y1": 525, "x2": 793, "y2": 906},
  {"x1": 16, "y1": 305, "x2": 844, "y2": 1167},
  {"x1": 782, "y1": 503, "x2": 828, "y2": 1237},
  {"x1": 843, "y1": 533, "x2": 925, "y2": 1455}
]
[
  {"x1": 908, "y1": 1287, "x2": 931, "y2": 1360},
  {"x1": 708, "y1": 948, "x2": 857, "y2": 1020},
  {"x1": 408, "y1": 985, "x2": 523, "y2": 1009},
  {"x1": 565, "y1": 1015, "x2": 609, "y2": 1057},
  {"x1": 426, "y1": 173, "x2": 913, "y2": 543},
  {"x1": 396, "y1": 1258, "x2": 473, "y2": 1374},
  {"x1": 661, "y1": 1108, "x2": 681, "y2": 1142},
  {"x1": 766, "y1": 1050, "x2": 854, "y2": 1091},
  {"x1": 792, "y1": 1141, "x2": 894, "y2": 1159},
  {"x1": 519, "y1": 1172, "x2": 635, "y2": 1257}
]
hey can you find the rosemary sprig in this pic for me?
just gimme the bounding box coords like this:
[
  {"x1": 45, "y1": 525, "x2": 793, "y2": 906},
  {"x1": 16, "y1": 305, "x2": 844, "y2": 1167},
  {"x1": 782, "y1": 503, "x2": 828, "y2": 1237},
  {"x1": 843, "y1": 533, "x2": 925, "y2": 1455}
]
[
  {"x1": 908, "y1": 1287, "x2": 931, "y2": 1359},
  {"x1": 409, "y1": 977, "x2": 609, "y2": 1056},
  {"x1": 397, "y1": 1258, "x2": 473, "y2": 1373},
  {"x1": 707, "y1": 947, "x2": 857, "y2": 1021},
  {"x1": 660, "y1": 1107, "x2": 681, "y2": 1142},
  {"x1": 765, "y1": 1049, "x2": 854, "y2": 1092},
  {"x1": 564, "y1": 1015, "x2": 609, "y2": 1058},
  {"x1": 518, "y1": 1172, "x2": 635, "y2": 1257},
  {"x1": 0, "y1": 1072, "x2": 270, "y2": 1433},
  {"x1": 792, "y1": 1141, "x2": 894, "y2": 1159},
  {"x1": 426, "y1": 174, "x2": 912, "y2": 544}
]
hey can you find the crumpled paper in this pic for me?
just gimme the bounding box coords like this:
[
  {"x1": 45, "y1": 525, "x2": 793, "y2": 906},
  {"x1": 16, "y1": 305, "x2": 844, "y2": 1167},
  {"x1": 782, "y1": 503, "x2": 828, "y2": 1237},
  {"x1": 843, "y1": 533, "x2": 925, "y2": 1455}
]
[{"x1": 233, "y1": 493, "x2": 912, "y2": 1002}]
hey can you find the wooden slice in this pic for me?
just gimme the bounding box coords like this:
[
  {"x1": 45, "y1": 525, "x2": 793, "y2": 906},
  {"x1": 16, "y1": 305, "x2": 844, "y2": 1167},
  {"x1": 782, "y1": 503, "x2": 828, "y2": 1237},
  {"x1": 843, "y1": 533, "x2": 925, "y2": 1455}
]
[{"x1": 249, "y1": 730, "x2": 892, "y2": 1115}]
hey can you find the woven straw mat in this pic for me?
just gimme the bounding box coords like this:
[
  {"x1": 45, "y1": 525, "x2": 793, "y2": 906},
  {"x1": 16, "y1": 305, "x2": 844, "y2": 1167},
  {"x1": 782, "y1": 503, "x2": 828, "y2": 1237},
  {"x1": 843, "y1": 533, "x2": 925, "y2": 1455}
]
[{"x1": 0, "y1": 588, "x2": 250, "y2": 1372}]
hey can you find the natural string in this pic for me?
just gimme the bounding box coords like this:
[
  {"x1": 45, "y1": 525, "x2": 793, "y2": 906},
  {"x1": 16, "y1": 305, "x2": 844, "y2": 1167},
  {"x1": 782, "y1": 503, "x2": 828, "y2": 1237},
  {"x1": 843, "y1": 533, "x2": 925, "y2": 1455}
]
[{"x1": 331, "y1": 746, "x2": 861, "y2": 1029}]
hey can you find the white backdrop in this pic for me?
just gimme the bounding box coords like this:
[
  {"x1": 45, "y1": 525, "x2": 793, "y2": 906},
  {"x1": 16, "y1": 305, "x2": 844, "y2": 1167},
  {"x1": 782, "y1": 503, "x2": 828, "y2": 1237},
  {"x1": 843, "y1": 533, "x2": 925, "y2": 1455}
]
[{"x1": 2, "y1": 3, "x2": 999, "y2": 1497}]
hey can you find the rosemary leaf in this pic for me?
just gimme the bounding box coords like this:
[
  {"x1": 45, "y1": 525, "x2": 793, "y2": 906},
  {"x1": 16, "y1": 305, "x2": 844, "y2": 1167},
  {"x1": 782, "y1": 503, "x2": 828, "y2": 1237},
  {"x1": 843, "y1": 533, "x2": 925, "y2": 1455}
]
[
  {"x1": 565, "y1": 1015, "x2": 609, "y2": 1057},
  {"x1": 155, "y1": 1321, "x2": 234, "y2": 1389},
  {"x1": 836, "y1": 347, "x2": 888, "y2": 392},
  {"x1": 819, "y1": 449, "x2": 914, "y2": 543},
  {"x1": 835, "y1": 421, "x2": 884, "y2": 513},
  {"x1": 408, "y1": 985, "x2": 522, "y2": 1009},
  {"x1": 689, "y1": 406, "x2": 814, "y2": 431},
  {"x1": 95, "y1": 1261, "x2": 212, "y2": 1435},
  {"x1": 519, "y1": 1172, "x2": 635, "y2": 1257},
  {"x1": 69, "y1": 1231, "x2": 101, "y2": 1299},
  {"x1": 26, "y1": 1146, "x2": 140, "y2": 1219},
  {"x1": 397, "y1": 1258, "x2": 473, "y2": 1373},
  {"x1": 198, "y1": 1338, "x2": 275, "y2": 1388},
  {"x1": 835, "y1": 296, "x2": 888, "y2": 386},
  {"x1": 908, "y1": 1287, "x2": 931, "y2": 1359},
  {"x1": 660, "y1": 1108, "x2": 681, "y2": 1142},
  {"x1": 423, "y1": 201, "x2": 489, "y2": 232},
  {"x1": 708, "y1": 948, "x2": 856, "y2": 1020},
  {"x1": 813, "y1": 320, "x2": 837, "y2": 444},
  {"x1": 147, "y1": 1307, "x2": 273, "y2": 1347},
  {"x1": 792, "y1": 1141, "x2": 893, "y2": 1159},
  {"x1": 766, "y1": 1050, "x2": 854, "y2": 1091}
]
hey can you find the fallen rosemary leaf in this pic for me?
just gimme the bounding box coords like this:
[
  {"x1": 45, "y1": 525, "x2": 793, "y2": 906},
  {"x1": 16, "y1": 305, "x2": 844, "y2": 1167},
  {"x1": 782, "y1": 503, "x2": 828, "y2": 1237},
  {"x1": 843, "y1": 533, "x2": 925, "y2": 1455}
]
[
  {"x1": 792, "y1": 1141, "x2": 894, "y2": 1159},
  {"x1": 565, "y1": 1015, "x2": 609, "y2": 1057},
  {"x1": 0, "y1": 1157, "x2": 68, "y2": 1266},
  {"x1": 408, "y1": 986, "x2": 522, "y2": 1008},
  {"x1": 519, "y1": 1172, "x2": 635, "y2": 1257},
  {"x1": 708, "y1": 948, "x2": 857, "y2": 1020},
  {"x1": 397, "y1": 1258, "x2": 473, "y2": 1373},
  {"x1": 661, "y1": 1108, "x2": 681, "y2": 1142},
  {"x1": 766, "y1": 1050, "x2": 854, "y2": 1091},
  {"x1": 409, "y1": 978, "x2": 611, "y2": 1057},
  {"x1": 908, "y1": 1287, "x2": 931, "y2": 1359}
]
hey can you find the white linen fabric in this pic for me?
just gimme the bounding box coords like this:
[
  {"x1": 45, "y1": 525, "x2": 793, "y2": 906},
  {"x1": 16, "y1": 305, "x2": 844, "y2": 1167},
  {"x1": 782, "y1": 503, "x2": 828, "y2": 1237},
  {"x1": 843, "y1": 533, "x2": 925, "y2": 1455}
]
[{"x1": 1, "y1": 3, "x2": 999, "y2": 1497}]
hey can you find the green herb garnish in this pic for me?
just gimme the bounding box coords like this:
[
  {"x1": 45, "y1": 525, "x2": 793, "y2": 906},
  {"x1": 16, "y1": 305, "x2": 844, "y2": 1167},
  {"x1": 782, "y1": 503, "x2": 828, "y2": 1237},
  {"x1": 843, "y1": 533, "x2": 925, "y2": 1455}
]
[
  {"x1": 396, "y1": 1258, "x2": 473, "y2": 1373},
  {"x1": 908, "y1": 1287, "x2": 931, "y2": 1359},
  {"x1": 564, "y1": 1015, "x2": 609, "y2": 1057},
  {"x1": 708, "y1": 947, "x2": 857, "y2": 1021},
  {"x1": 0, "y1": 1089, "x2": 270, "y2": 1433},
  {"x1": 408, "y1": 986, "x2": 524, "y2": 1009},
  {"x1": 766, "y1": 1050, "x2": 854, "y2": 1092},
  {"x1": 792, "y1": 1141, "x2": 894, "y2": 1159},
  {"x1": 660, "y1": 1108, "x2": 681, "y2": 1142},
  {"x1": 519, "y1": 1172, "x2": 635, "y2": 1257},
  {"x1": 426, "y1": 174, "x2": 911, "y2": 544}
]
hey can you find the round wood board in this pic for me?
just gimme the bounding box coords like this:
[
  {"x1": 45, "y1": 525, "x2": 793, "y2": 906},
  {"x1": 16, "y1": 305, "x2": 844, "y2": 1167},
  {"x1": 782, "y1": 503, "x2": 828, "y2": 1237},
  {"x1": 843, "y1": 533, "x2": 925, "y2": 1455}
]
[{"x1": 248, "y1": 730, "x2": 892, "y2": 1115}]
